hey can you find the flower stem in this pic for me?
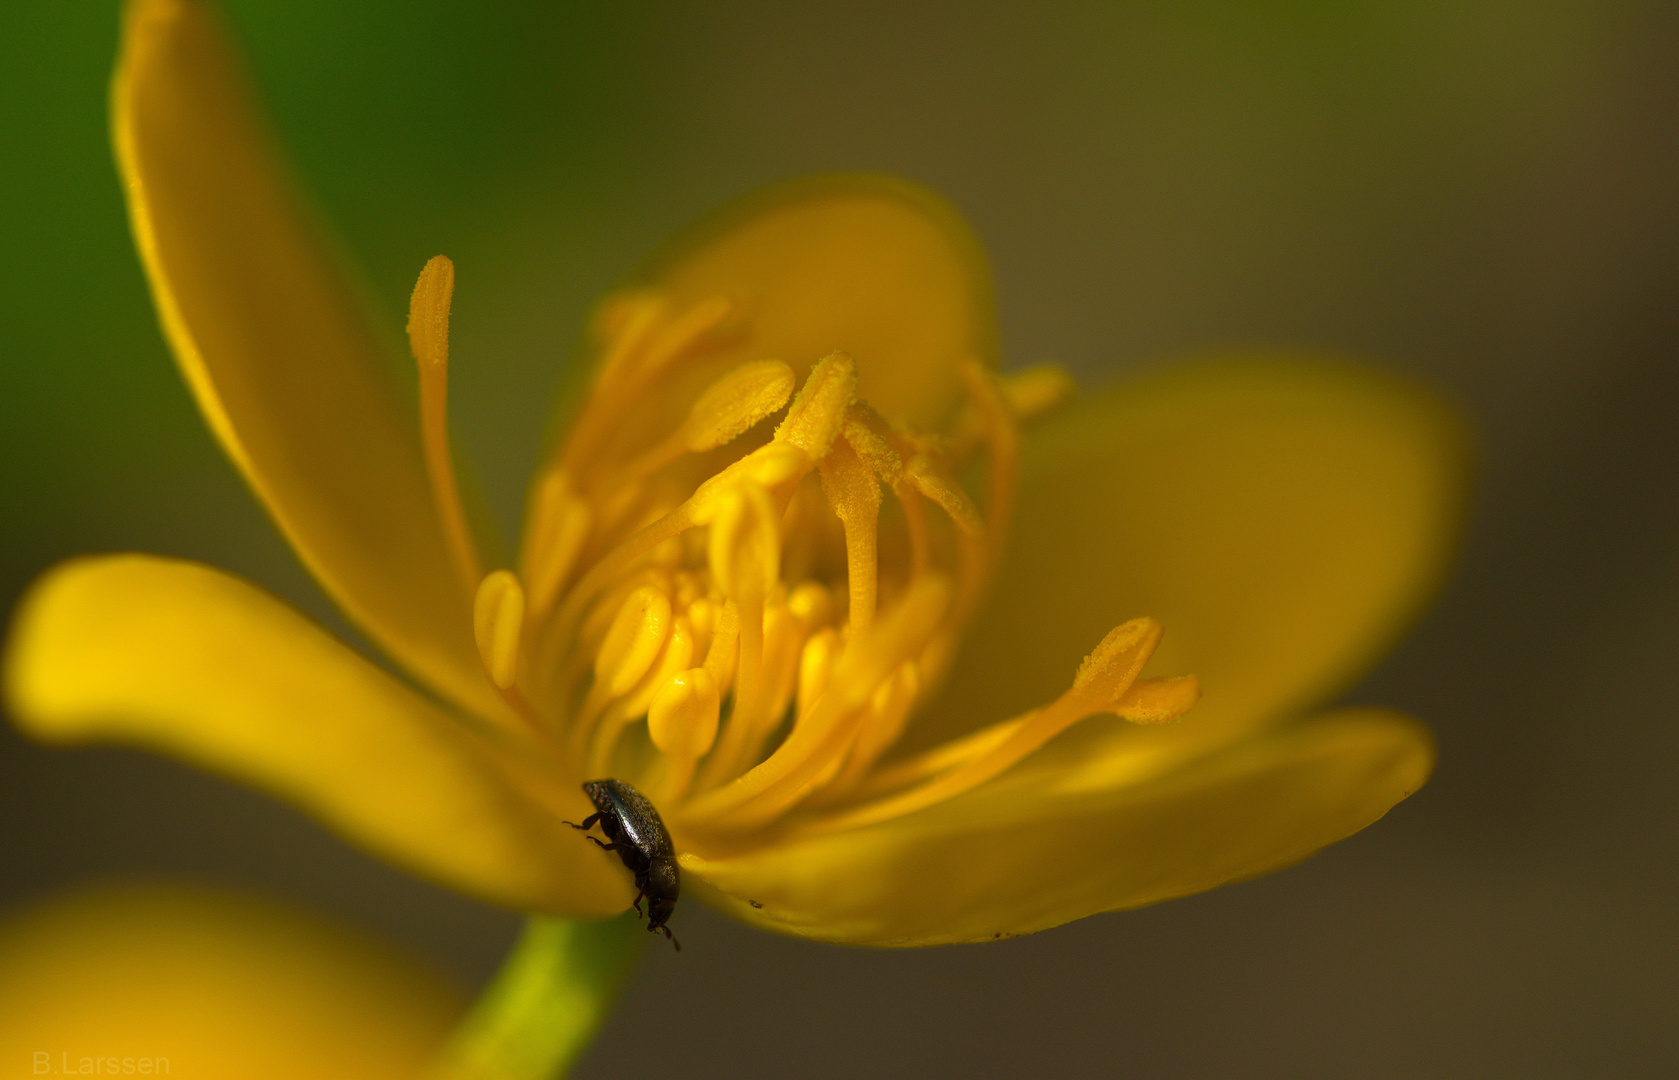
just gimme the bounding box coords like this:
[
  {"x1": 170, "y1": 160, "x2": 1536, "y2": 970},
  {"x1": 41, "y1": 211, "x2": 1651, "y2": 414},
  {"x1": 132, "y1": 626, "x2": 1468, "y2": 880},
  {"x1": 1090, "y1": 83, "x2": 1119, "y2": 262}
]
[{"x1": 428, "y1": 913, "x2": 647, "y2": 1080}]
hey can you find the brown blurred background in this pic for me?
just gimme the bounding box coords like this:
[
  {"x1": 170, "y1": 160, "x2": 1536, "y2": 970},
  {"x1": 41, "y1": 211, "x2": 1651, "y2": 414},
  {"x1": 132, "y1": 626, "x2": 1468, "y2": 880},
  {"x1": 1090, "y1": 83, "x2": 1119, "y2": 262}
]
[{"x1": 2, "y1": 1, "x2": 1676, "y2": 1076}]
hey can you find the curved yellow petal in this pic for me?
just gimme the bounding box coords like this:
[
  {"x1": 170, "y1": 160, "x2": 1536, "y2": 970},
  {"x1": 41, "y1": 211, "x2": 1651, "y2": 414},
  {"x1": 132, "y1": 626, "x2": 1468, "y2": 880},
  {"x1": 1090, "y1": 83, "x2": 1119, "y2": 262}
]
[
  {"x1": 685, "y1": 708, "x2": 1433, "y2": 946},
  {"x1": 3, "y1": 555, "x2": 630, "y2": 916},
  {"x1": 0, "y1": 883, "x2": 461, "y2": 1080},
  {"x1": 114, "y1": 0, "x2": 498, "y2": 718},
  {"x1": 915, "y1": 358, "x2": 1468, "y2": 753},
  {"x1": 632, "y1": 174, "x2": 997, "y2": 429}
]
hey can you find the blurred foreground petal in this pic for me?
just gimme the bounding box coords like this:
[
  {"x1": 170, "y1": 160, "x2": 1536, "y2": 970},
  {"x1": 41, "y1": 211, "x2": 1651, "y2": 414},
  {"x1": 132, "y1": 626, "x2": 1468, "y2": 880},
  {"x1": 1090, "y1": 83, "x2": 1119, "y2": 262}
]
[{"x1": 0, "y1": 883, "x2": 461, "y2": 1080}]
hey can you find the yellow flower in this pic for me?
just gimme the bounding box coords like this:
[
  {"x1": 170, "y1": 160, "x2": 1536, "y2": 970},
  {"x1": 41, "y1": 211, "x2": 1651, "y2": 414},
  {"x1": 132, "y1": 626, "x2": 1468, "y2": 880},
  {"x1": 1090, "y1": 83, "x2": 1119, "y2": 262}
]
[
  {"x1": 0, "y1": 883, "x2": 461, "y2": 1080},
  {"x1": 4, "y1": 0, "x2": 1464, "y2": 947}
]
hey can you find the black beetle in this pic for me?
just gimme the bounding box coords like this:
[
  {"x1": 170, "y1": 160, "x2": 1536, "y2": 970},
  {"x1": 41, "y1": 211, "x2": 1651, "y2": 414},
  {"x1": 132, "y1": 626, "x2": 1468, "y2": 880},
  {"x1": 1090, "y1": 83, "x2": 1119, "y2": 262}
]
[{"x1": 566, "y1": 779, "x2": 682, "y2": 951}]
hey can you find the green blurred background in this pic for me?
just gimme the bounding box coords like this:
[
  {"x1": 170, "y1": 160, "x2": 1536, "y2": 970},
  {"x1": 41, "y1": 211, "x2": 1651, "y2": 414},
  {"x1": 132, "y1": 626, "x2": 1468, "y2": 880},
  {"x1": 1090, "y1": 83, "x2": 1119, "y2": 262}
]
[{"x1": 3, "y1": 1, "x2": 1675, "y2": 1075}]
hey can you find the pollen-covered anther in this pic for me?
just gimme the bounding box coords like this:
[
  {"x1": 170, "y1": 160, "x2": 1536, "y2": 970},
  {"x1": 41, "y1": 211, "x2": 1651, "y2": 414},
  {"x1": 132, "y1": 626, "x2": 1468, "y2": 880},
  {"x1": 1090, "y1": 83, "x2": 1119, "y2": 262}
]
[
  {"x1": 682, "y1": 360, "x2": 797, "y2": 452},
  {"x1": 774, "y1": 351, "x2": 856, "y2": 458},
  {"x1": 620, "y1": 359, "x2": 797, "y2": 483},
  {"x1": 472, "y1": 569, "x2": 525, "y2": 690}
]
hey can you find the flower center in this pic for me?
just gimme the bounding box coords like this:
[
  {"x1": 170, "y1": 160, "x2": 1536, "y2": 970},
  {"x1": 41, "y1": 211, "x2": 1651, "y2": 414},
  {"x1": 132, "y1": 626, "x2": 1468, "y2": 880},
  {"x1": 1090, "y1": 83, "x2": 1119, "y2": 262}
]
[{"x1": 410, "y1": 261, "x2": 1197, "y2": 847}]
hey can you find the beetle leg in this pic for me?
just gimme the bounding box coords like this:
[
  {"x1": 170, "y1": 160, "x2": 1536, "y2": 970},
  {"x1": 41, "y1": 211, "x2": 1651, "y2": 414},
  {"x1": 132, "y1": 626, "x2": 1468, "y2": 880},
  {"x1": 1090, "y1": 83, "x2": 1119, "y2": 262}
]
[
  {"x1": 631, "y1": 889, "x2": 645, "y2": 917},
  {"x1": 581, "y1": 835, "x2": 618, "y2": 852},
  {"x1": 563, "y1": 812, "x2": 603, "y2": 833},
  {"x1": 660, "y1": 926, "x2": 682, "y2": 952}
]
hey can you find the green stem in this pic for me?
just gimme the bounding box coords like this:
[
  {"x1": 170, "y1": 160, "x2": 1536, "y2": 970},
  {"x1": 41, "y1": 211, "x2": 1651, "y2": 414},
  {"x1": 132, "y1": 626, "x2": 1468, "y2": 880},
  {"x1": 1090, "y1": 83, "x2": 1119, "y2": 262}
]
[{"x1": 428, "y1": 913, "x2": 647, "y2": 1080}]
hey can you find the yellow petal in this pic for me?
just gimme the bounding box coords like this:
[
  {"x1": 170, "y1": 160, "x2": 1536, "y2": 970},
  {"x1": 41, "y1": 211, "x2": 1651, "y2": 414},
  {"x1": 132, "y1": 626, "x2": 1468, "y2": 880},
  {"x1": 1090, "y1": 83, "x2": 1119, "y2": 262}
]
[
  {"x1": 0, "y1": 883, "x2": 461, "y2": 1080},
  {"x1": 684, "y1": 708, "x2": 1432, "y2": 946},
  {"x1": 3, "y1": 555, "x2": 629, "y2": 916},
  {"x1": 915, "y1": 358, "x2": 1467, "y2": 753},
  {"x1": 113, "y1": 0, "x2": 498, "y2": 718},
  {"x1": 632, "y1": 173, "x2": 997, "y2": 429}
]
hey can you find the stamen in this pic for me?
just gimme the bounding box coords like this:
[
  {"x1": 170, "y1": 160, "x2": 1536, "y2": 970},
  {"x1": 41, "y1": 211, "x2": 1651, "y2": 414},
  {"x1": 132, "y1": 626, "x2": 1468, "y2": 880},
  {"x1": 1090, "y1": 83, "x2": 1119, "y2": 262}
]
[
  {"x1": 840, "y1": 403, "x2": 905, "y2": 485},
  {"x1": 566, "y1": 581, "x2": 673, "y2": 764},
  {"x1": 700, "y1": 600, "x2": 740, "y2": 696},
  {"x1": 959, "y1": 359, "x2": 1018, "y2": 541},
  {"x1": 633, "y1": 295, "x2": 735, "y2": 383},
  {"x1": 999, "y1": 364, "x2": 1075, "y2": 422},
  {"x1": 521, "y1": 474, "x2": 592, "y2": 619},
  {"x1": 774, "y1": 351, "x2": 856, "y2": 459},
  {"x1": 590, "y1": 292, "x2": 666, "y2": 389},
  {"x1": 905, "y1": 455, "x2": 984, "y2": 538},
  {"x1": 550, "y1": 294, "x2": 732, "y2": 490},
  {"x1": 407, "y1": 255, "x2": 482, "y2": 597},
  {"x1": 618, "y1": 359, "x2": 796, "y2": 482},
  {"x1": 786, "y1": 581, "x2": 837, "y2": 630},
  {"x1": 817, "y1": 437, "x2": 883, "y2": 633},
  {"x1": 594, "y1": 585, "x2": 673, "y2": 699},
  {"x1": 705, "y1": 483, "x2": 780, "y2": 604},
  {"x1": 649, "y1": 668, "x2": 722, "y2": 759},
  {"x1": 681, "y1": 359, "x2": 796, "y2": 453},
  {"x1": 809, "y1": 618, "x2": 1173, "y2": 833},
  {"x1": 589, "y1": 614, "x2": 696, "y2": 777},
  {"x1": 472, "y1": 570, "x2": 525, "y2": 690},
  {"x1": 649, "y1": 667, "x2": 721, "y2": 802},
  {"x1": 844, "y1": 715, "x2": 1024, "y2": 803},
  {"x1": 816, "y1": 660, "x2": 920, "y2": 800},
  {"x1": 795, "y1": 627, "x2": 841, "y2": 720},
  {"x1": 838, "y1": 673, "x2": 1199, "y2": 807},
  {"x1": 678, "y1": 574, "x2": 952, "y2": 831},
  {"x1": 745, "y1": 603, "x2": 810, "y2": 763},
  {"x1": 690, "y1": 481, "x2": 786, "y2": 788}
]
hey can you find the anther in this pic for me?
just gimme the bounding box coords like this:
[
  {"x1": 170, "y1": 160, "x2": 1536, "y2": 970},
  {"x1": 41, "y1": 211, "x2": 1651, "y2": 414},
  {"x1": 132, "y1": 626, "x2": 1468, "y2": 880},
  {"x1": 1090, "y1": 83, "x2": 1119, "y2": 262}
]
[
  {"x1": 796, "y1": 628, "x2": 840, "y2": 720},
  {"x1": 999, "y1": 364, "x2": 1075, "y2": 421},
  {"x1": 840, "y1": 403, "x2": 905, "y2": 485},
  {"x1": 590, "y1": 614, "x2": 695, "y2": 776},
  {"x1": 1108, "y1": 674, "x2": 1202, "y2": 724},
  {"x1": 620, "y1": 359, "x2": 798, "y2": 483},
  {"x1": 649, "y1": 668, "x2": 722, "y2": 760},
  {"x1": 811, "y1": 618, "x2": 1172, "y2": 833},
  {"x1": 472, "y1": 570, "x2": 525, "y2": 690},
  {"x1": 786, "y1": 581, "x2": 836, "y2": 631},
  {"x1": 681, "y1": 360, "x2": 796, "y2": 453},
  {"x1": 649, "y1": 667, "x2": 722, "y2": 803},
  {"x1": 595, "y1": 585, "x2": 673, "y2": 698},
  {"x1": 774, "y1": 351, "x2": 856, "y2": 459}
]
